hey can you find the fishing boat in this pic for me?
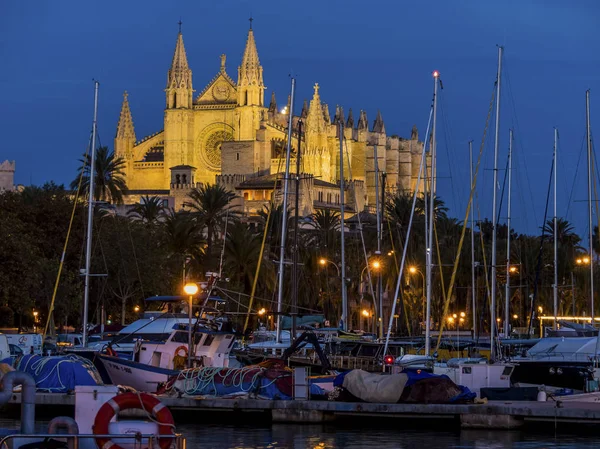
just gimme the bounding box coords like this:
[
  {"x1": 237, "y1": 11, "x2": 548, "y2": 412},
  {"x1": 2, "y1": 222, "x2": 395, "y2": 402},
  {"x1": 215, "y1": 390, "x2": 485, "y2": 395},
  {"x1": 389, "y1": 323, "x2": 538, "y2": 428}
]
[{"x1": 96, "y1": 295, "x2": 235, "y2": 391}]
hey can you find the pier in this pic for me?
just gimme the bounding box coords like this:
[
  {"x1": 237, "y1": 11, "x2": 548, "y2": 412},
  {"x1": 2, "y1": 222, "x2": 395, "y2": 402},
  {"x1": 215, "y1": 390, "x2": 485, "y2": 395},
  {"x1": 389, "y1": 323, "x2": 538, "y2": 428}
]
[{"x1": 6, "y1": 393, "x2": 600, "y2": 430}]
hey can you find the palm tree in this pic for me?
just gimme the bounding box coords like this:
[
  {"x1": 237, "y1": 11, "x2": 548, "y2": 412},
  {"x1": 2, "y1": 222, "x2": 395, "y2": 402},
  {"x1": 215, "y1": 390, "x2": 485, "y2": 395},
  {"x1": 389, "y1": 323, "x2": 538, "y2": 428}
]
[
  {"x1": 309, "y1": 209, "x2": 340, "y2": 252},
  {"x1": 71, "y1": 146, "x2": 127, "y2": 204},
  {"x1": 161, "y1": 210, "x2": 206, "y2": 282},
  {"x1": 184, "y1": 183, "x2": 237, "y2": 267},
  {"x1": 127, "y1": 195, "x2": 165, "y2": 224},
  {"x1": 223, "y1": 222, "x2": 264, "y2": 293}
]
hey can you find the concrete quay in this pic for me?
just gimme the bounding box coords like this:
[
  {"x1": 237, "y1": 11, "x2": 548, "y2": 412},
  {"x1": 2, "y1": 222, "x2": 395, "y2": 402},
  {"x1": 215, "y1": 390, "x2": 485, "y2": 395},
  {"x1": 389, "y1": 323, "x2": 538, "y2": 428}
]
[{"x1": 7, "y1": 393, "x2": 600, "y2": 430}]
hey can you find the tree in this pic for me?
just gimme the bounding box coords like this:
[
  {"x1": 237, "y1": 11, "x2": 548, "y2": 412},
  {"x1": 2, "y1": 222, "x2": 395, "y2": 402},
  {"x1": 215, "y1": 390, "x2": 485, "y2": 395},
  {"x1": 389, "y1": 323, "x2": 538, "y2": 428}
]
[
  {"x1": 161, "y1": 210, "x2": 206, "y2": 283},
  {"x1": 128, "y1": 195, "x2": 165, "y2": 224},
  {"x1": 71, "y1": 146, "x2": 127, "y2": 204},
  {"x1": 184, "y1": 184, "x2": 237, "y2": 268}
]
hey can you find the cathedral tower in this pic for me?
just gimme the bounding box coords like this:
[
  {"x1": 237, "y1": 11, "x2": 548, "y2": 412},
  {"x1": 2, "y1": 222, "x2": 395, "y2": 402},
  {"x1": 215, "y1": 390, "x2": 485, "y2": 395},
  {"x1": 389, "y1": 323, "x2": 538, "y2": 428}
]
[
  {"x1": 115, "y1": 91, "x2": 136, "y2": 181},
  {"x1": 236, "y1": 22, "x2": 266, "y2": 141},
  {"x1": 164, "y1": 26, "x2": 195, "y2": 185}
]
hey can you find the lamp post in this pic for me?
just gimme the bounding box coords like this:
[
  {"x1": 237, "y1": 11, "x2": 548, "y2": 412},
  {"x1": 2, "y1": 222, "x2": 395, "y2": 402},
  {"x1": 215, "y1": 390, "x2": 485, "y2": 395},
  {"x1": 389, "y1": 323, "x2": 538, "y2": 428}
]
[
  {"x1": 183, "y1": 283, "x2": 199, "y2": 368},
  {"x1": 448, "y1": 312, "x2": 465, "y2": 357},
  {"x1": 407, "y1": 266, "x2": 425, "y2": 328},
  {"x1": 576, "y1": 256, "x2": 592, "y2": 319}
]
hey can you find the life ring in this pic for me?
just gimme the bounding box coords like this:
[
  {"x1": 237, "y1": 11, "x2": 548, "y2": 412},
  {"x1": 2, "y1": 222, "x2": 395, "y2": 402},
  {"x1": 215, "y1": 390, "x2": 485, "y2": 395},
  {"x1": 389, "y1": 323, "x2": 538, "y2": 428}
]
[
  {"x1": 105, "y1": 346, "x2": 117, "y2": 357},
  {"x1": 93, "y1": 392, "x2": 175, "y2": 449},
  {"x1": 174, "y1": 345, "x2": 188, "y2": 358}
]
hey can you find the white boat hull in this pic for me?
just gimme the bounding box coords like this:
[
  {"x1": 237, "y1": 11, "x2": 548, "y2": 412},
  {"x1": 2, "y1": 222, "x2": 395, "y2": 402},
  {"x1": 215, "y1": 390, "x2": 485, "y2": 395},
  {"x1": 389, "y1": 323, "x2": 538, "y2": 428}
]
[{"x1": 98, "y1": 354, "x2": 177, "y2": 392}]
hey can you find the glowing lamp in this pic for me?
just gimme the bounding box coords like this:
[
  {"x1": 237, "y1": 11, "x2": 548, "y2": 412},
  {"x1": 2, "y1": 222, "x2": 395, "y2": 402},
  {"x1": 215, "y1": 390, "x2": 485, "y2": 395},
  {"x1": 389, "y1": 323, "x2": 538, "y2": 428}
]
[
  {"x1": 433, "y1": 70, "x2": 440, "y2": 78},
  {"x1": 319, "y1": 258, "x2": 327, "y2": 266},
  {"x1": 362, "y1": 309, "x2": 369, "y2": 317},
  {"x1": 134, "y1": 305, "x2": 140, "y2": 313},
  {"x1": 183, "y1": 283, "x2": 199, "y2": 295},
  {"x1": 372, "y1": 260, "x2": 381, "y2": 270},
  {"x1": 409, "y1": 266, "x2": 417, "y2": 274},
  {"x1": 513, "y1": 314, "x2": 519, "y2": 319},
  {"x1": 258, "y1": 308, "x2": 266, "y2": 316}
]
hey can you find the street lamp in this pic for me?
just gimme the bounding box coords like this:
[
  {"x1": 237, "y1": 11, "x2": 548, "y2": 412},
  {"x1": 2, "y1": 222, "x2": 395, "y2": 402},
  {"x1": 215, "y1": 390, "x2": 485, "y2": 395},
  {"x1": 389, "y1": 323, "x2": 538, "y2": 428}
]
[
  {"x1": 183, "y1": 282, "x2": 199, "y2": 368},
  {"x1": 318, "y1": 257, "x2": 340, "y2": 275},
  {"x1": 133, "y1": 305, "x2": 140, "y2": 313},
  {"x1": 407, "y1": 266, "x2": 426, "y2": 325}
]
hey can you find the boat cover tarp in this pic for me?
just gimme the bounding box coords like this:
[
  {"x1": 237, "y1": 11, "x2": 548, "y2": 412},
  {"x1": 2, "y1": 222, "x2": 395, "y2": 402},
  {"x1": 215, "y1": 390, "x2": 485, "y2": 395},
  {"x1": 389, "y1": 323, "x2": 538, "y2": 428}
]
[
  {"x1": 340, "y1": 369, "x2": 408, "y2": 403},
  {"x1": 162, "y1": 366, "x2": 324, "y2": 400},
  {"x1": 15, "y1": 355, "x2": 103, "y2": 392},
  {"x1": 333, "y1": 369, "x2": 475, "y2": 404}
]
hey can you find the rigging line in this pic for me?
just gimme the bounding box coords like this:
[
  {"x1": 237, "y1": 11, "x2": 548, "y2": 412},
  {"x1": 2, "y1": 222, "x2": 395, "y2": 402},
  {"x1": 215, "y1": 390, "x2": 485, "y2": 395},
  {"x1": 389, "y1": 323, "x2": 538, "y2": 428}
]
[
  {"x1": 126, "y1": 219, "x2": 145, "y2": 300},
  {"x1": 243, "y1": 136, "x2": 286, "y2": 335},
  {"x1": 383, "y1": 106, "x2": 432, "y2": 355},
  {"x1": 504, "y1": 57, "x2": 538, "y2": 226},
  {"x1": 218, "y1": 286, "x2": 321, "y2": 314},
  {"x1": 342, "y1": 135, "x2": 377, "y2": 318},
  {"x1": 565, "y1": 132, "x2": 587, "y2": 219},
  {"x1": 438, "y1": 88, "x2": 461, "y2": 213},
  {"x1": 526, "y1": 155, "x2": 555, "y2": 336},
  {"x1": 592, "y1": 138, "x2": 600, "y2": 256},
  {"x1": 218, "y1": 207, "x2": 230, "y2": 278},
  {"x1": 435, "y1": 83, "x2": 496, "y2": 352},
  {"x1": 42, "y1": 132, "x2": 93, "y2": 341}
]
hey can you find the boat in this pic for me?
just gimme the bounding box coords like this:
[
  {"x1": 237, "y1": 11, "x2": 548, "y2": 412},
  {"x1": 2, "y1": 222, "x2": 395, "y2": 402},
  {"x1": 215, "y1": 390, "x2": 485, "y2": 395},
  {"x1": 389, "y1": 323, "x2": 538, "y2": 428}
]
[
  {"x1": 97, "y1": 321, "x2": 235, "y2": 392},
  {"x1": 510, "y1": 337, "x2": 597, "y2": 391}
]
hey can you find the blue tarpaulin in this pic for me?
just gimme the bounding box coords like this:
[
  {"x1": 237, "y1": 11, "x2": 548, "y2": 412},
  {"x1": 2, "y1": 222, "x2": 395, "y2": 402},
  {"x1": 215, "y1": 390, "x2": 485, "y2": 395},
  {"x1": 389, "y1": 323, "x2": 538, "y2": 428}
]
[{"x1": 15, "y1": 355, "x2": 103, "y2": 392}]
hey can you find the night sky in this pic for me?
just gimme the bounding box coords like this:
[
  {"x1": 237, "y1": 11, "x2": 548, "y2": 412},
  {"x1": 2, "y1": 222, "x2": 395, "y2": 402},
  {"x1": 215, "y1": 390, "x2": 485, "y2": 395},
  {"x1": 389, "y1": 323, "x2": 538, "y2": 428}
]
[{"x1": 1, "y1": 0, "x2": 599, "y2": 237}]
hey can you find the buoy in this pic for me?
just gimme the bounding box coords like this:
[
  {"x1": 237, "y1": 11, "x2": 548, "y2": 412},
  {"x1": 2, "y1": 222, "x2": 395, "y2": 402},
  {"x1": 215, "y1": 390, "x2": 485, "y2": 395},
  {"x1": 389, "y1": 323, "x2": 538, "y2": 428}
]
[
  {"x1": 537, "y1": 390, "x2": 547, "y2": 402},
  {"x1": 93, "y1": 392, "x2": 175, "y2": 449}
]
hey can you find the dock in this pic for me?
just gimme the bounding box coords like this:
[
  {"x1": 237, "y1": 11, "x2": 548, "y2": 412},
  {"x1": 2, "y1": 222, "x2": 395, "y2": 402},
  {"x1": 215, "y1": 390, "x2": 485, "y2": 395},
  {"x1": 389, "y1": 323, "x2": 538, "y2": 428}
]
[{"x1": 6, "y1": 393, "x2": 600, "y2": 429}]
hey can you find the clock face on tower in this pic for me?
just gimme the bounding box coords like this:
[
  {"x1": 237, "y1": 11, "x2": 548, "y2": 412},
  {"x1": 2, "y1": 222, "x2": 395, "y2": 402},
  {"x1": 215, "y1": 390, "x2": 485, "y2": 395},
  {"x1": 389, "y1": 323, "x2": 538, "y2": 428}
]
[{"x1": 212, "y1": 82, "x2": 231, "y2": 102}]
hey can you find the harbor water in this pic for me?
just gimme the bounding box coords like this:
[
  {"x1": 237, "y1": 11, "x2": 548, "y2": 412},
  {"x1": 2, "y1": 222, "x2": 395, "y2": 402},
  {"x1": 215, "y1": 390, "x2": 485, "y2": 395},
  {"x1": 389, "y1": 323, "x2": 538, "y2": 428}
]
[{"x1": 1, "y1": 419, "x2": 599, "y2": 449}]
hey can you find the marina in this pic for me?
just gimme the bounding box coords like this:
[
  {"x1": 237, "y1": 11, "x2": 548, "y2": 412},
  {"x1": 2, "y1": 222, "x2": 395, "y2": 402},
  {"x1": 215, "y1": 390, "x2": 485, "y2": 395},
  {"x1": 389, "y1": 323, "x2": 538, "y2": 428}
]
[{"x1": 2, "y1": 2, "x2": 600, "y2": 448}]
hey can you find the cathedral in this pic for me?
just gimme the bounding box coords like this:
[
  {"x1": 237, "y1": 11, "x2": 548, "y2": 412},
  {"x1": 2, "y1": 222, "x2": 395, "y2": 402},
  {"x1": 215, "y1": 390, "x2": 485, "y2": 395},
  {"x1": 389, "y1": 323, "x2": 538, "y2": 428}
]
[{"x1": 115, "y1": 23, "x2": 426, "y2": 216}]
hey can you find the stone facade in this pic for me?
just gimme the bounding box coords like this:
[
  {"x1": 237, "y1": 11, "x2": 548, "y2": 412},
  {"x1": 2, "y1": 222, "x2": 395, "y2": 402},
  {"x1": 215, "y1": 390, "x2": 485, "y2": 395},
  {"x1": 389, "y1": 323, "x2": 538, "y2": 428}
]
[
  {"x1": 0, "y1": 160, "x2": 15, "y2": 192},
  {"x1": 116, "y1": 24, "x2": 428, "y2": 214}
]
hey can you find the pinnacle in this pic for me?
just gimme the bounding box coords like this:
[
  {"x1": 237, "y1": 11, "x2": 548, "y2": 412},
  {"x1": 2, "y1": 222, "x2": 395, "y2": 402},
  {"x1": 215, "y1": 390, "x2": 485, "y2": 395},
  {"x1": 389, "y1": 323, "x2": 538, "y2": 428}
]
[
  {"x1": 269, "y1": 91, "x2": 277, "y2": 114},
  {"x1": 346, "y1": 108, "x2": 354, "y2": 129},
  {"x1": 116, "y1": 90, "x2": 136, "y2": 141},
  {"x1": 357, "y1": 110, "x2": 368, "y2": 130},
  {"x1": 373, "y1": 110, "x2": 385, "y2": 134},
  {"x1": 301, "y1": 99, "x2": 308, "y2": 118}
]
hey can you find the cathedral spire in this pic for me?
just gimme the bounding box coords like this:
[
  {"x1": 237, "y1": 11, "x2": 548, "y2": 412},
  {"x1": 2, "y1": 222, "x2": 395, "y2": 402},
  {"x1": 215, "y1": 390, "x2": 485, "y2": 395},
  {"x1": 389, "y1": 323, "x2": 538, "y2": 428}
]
[
  {"x1": 306, "y1": 83, "x2": 326, "y2": 134},
  {"x1": 116, "y1": 91, "x2": 136, "y2": 141},
  {"x1": 346, "y1": 108, "x2": 354, "y2": 129},
  {"x1": 372, "y1": 110, "x2": 386, "y2": 134},
  {"x1": 357, "y1": 110, "x2": 368, "y2": 130},
  {"x1": 237, "y1": 23, "x2": 265, "y2": 106},
  {"x1": 268, "y1": 91, "x2": 277, "y2": 114},
  {"x1": 166, "y1": 26, "x2": 193, "y2": 108}
]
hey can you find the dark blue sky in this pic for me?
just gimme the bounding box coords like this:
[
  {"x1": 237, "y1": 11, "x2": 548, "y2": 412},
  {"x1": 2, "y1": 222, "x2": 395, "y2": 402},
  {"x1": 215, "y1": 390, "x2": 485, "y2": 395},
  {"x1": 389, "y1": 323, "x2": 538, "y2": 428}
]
[{"x1": 1, "y1": 0, "x2": 599, "y2": 237}]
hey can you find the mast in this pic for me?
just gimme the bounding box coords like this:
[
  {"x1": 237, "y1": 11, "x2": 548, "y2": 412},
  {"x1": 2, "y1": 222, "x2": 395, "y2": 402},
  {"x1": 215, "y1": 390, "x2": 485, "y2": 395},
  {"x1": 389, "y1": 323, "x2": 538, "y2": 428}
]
[
  {"x1": 587, "y1": 90, "x2": 594, "y2": 324},
  {"x1": 425, "y1": 70, "x2": 439, "y2": 356},
  {"x1": 275, "y1": 77, "x2": 296, "y2": 343},
  {"x1": 470, "y1": 141, "x2": 477, "y2": 340},
  {"x1": 553, "y1": 127, "x2": 558, "y2": 330},
  {"x1": 490, "y1": 46, "x2": 503, "y2": 361},
  {"x1": 292, "y1": 119, "x2": 303, "y2": 338},
  {"x1": 504, "y1": 129, "x2": 513, "y2": 336},
  {"x1": 339, "y1": 121, "x2": 348, "y2": 331},
  {"x1": 83, "y1": 80, "x2": 99, "y2": 348},
  {"x1": 374, "y1": 144, "x2": 382, "y2": 338}
]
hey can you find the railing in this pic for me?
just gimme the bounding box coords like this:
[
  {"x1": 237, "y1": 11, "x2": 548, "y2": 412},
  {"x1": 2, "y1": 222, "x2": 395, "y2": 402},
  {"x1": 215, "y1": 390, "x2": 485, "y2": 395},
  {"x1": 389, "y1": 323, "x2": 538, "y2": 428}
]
[{"x1": 0, "y1": 433, "x2": 185, "y2": 449}]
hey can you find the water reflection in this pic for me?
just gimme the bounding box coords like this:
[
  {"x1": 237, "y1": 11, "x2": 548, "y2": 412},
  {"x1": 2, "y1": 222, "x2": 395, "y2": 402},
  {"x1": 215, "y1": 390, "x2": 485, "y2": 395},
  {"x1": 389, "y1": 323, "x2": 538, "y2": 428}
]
[{"x1": 0, "y1": 418, "x2": 596, "y2": 449}]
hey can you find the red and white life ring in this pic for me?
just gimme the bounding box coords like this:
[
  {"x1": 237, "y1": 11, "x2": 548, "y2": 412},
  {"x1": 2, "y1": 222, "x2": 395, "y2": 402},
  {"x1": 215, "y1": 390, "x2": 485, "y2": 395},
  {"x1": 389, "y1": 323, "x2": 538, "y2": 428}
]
[
  {"x1": 174, "y1": 345, "x2": 188, "y2": 358},
  {"x1": 93, "y1": 392, "x2": 175, "y2": 449}
]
